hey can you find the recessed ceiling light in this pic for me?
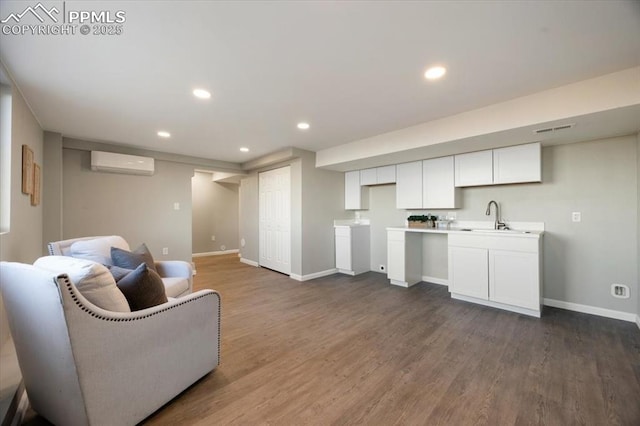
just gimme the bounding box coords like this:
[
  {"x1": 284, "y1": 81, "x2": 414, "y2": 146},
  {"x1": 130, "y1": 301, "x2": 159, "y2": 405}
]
[
  {"x1": 193, "y1": 89, "x2": 211, "y2": 99},
  {"x1": 424, "y1": 66, "x2": 446, "y2": 80},
  {"x1": 240, "y1": 147, "x2": 250, "y2": 152},
  {"x1": 297, "y1": 122, "x2": 310, "y2": 130},
  {"x1": 157, "y1": 131, "x2": 171, "y2": 138}
]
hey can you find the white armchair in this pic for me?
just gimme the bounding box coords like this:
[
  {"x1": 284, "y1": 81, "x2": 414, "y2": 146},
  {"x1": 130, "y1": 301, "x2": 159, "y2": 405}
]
[
  {"x1": 0, "y1": 261, "x2": 220, "y2": 426},
  {"x1": 48, "y1": 236, "x2": 193, "y2": 298}
]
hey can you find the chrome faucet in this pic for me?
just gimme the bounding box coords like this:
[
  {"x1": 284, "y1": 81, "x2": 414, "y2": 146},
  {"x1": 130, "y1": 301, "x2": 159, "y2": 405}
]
[{"x1": 486, "y1": 200, "x2": 507, "y2": 230}]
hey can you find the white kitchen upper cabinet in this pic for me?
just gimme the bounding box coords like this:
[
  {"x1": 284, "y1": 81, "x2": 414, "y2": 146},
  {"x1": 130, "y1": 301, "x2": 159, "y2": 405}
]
[
  {"x1": 493, "y1": 143, "x2": 541, "y2": 184},
  {"x1": 454, "y1": 150, "x2": 493, "y2": 187},
  {"x1": 448, "y1": 246, "x2": 489, "y2": 300},
  {"x1": 396, "y1": 161, "x2": 423, "y2": 209},
  {"x1": 376, "y1": 165, "x2": 396, "y2": 184},
  {"x1": 423, "y1": 156, "x2": 459, "y2": 209},
  {"x1": 345, "y1": 171, "x2": 368, "y2": 210},
  {"x1": 360, "y1": 166, "x2": 396, "y2": 186},
  {"x1": 359, "y1": 168, "x2": 378, "y2": 186}
]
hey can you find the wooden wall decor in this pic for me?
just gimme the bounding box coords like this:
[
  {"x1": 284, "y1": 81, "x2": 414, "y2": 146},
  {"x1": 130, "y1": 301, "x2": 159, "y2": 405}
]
[
  {"x1": 31, "y1": 163, "x2": 41, "y2": 206},
  {"x1": 22, "y1": 145, "x2": 34, "y2": 194}
]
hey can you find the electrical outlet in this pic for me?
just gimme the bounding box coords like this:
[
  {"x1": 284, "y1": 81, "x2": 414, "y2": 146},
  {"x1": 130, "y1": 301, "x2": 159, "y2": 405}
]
[
  {"x1": 220, "y1": 245, "x2": 226, "y2": 251},
  {"x1": 611, "y1": 284, "x2": 629, "y2": 299},
  {"x1": 162, "y1": 247, "x2": 169, "y2": 255},
  {"x1": 211, "y1": 235, "x2": 216, "y2": 241},
  {"x1": 379, "y1": 264, "x2": 386, "y2": 272},
  {"x1": 447, "y1": 211, "x2": 457, "y2": 220},
  {"x1": 572, "y1": 212, "x2": 581, "y2": 222}
]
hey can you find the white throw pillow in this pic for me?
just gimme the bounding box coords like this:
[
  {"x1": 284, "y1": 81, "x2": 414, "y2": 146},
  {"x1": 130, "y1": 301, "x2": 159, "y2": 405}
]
[
  {"x1": 69, "y1": 236, "x2": 130, "y2": 266},
  {"x1": 34, "y1": 256, "x2": 131, "y2": 312}
]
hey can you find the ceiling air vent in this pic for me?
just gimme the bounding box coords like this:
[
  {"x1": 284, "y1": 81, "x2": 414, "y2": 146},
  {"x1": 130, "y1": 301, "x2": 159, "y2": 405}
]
[{"x1": 534, "y1": 123, "x2": 575, "y2": 134}]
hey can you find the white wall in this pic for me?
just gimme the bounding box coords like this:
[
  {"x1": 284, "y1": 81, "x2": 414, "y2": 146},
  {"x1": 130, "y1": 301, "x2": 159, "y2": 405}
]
[
  {"x1": 42, "y1": 131, "x2": 63, "y2": 246},
  {"x1": 300, "y1": 150, "x2": 347, "y2": 276},
  {"x1": 360, "y1": 135, "x2": 638, "y2": 315},
  {"x1": 0, "y1": 85, "x2": 44, "y2": 344},
  {"x1": 191, "y1": 172, "x2": 239, "y2": 254},
  {"x1": 239, "y1": 174, "x2": 259, "y2": 263},
  {"x1": 238, "y1": 150, "x2": 345, "y2": 277},
  {"x1": 0, "y1": 82, "x2": 43, "y2": 422},
  {"x1": 62, "y1": 149, "x2": 194, "y2": 263}
]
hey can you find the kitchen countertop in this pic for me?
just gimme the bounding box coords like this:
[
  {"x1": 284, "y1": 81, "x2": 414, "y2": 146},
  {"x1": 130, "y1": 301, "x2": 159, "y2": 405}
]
[
  {"x1": 334, "y1": 219, "x2": 370, "y2": 227},
  {"x1": 387, "y1": 226, "x2": 544, "y2": 238}
]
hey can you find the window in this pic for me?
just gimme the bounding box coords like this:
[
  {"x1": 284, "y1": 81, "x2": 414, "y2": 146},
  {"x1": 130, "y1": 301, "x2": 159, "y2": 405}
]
[{"x1": 0, "y1": 83, "x2": 12, "y2": 233}]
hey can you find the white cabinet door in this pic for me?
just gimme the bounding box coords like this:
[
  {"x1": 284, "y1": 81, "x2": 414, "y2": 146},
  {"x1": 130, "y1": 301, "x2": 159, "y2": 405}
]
[
  {"x1": 359, "y1": 168, "x2": 377, "y2": 186},
  {"x1": 489, "y1": 250, "x2": 540, "y2": 310},
  {"x1": 454, "y1": 150, "x2": 493, "y2": 187},
  {"x1": 387, "y1": 230, "x2": 406, "y2": 282},
  {"x1": 361, "y1": 166, "x2": 396, "y2": 186},
  {"x1": 448, "y1": 246, "x2": 488, "y2": 300},
  {"x1": 493, "y1": 143, "x2": 541, "y2": 184},
  {"x1": 396, "y1": 161, "x2": 423, "y2": 209},
  {"x1": 423, "y1": 156, "x2": 459, "y2": 209},
  {"x1": 335, "y1": 227, "x2": 352, "y2": 271},
  {"x1": 376, "y1": 165, "x2": 396, "y2": 184},
  {"x1": 345, "y1": 171, "x2": 368, "y2": 210}
]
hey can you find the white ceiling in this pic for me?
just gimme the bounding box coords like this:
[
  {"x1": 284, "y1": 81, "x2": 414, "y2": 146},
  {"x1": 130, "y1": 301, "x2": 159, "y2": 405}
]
[{"x1": 1, "y1": 1, "x2": 639, "y2": 165}]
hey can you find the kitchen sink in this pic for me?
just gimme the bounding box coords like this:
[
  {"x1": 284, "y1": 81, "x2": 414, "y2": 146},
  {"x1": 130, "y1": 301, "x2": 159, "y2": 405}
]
[{"x1": 458, "y1": 228, "x2": 532, "y2": 234}]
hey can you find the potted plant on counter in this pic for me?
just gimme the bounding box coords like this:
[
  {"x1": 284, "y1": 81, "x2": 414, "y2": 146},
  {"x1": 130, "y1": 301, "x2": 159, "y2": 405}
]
[{"x1": 407, "y1": 214, "x2": 438, "y2": 228}]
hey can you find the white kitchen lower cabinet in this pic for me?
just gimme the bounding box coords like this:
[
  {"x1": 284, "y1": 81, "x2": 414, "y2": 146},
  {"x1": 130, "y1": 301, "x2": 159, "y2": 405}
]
[
  {"x1": 447, "y1": 232, "x2": 542, "y2": 317},
  {"x1": 335, "y1": 225, "x2": 370, "y2": 275},
  {"x1": 448, "y1": 246, "x2": 488, "y2": 300},
  {"x1": 489, "y1": 250, "x2": 540, "y2": 310}
]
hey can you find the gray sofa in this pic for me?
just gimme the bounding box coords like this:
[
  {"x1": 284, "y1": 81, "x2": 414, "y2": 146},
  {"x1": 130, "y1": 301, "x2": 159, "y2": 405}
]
[{"x1": 48, "y1": 235, "x2": 193, "y2": 298}]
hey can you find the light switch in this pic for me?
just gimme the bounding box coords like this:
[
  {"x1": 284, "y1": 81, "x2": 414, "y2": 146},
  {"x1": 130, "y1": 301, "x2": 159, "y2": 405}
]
[
  {"x1": 173, "y1": 202, "x2": 180, "y2": 210},
  {"x1": 572, "y1": 212, "x2": 581, "y2": 222}
]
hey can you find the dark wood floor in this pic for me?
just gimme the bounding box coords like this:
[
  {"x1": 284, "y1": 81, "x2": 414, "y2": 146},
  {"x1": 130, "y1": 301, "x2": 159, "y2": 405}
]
[{"x1": 26, "y1": 255, "x2": 640, "y2": 425}]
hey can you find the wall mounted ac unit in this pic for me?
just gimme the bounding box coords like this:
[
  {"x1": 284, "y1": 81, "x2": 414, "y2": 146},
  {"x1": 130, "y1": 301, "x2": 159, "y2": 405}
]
[{"x1": 91, "y1": 151, "x2": 155, "y2": 176}]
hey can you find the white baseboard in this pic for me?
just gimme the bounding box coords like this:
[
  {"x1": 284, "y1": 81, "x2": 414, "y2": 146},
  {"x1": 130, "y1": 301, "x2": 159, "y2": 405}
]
[
  {"x1": 421, "y1": 275, "x2": 448, "y2": 287},
  {"x1": 12, "y1": 390, "x2": 28, "y2": 426},
  {"x1": 290, "y1": 268, "x2": 338, "y2": 282},
  {"x1": 192, "y1": 249, "x2": 239, "y2": 258},
  {"x1": 452, "y1": 293, "x2": 541, "y2": 318},
  {"x1": 390, "y1": 279, "x2": 420, "y2": 288},
  {"x1": 636, "y1": 315, "x2": 640, "y2": 331},
  {"x1": 240, "y1": 258, "x2": 259, "y2": 267},
  {"x1": 543, "y1": 298, "x2": 637, "y2": 323}
]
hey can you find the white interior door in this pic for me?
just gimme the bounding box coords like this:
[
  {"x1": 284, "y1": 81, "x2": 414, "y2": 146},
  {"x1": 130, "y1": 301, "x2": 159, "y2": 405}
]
[{"x1": 259, "y1": 166, "x2": 291, "y2": 275}]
